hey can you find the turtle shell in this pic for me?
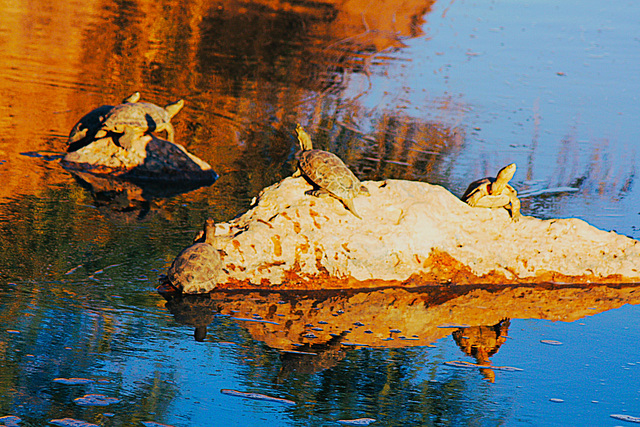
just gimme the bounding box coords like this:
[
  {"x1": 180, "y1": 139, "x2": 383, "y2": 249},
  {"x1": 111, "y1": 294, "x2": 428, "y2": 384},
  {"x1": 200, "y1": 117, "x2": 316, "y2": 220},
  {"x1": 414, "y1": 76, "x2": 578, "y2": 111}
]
[
  {"x1": 102, "y1": 102, "x2": 171, "y2": 133},
  {"x1": 462, "y1": 177, "x2": 492, "y2": 202},
  {"x1": 168, "y1": 242, "x2": 222, "y2": 293},
  {"x1": 297, "y1": 149, "x2": 363, "y2": 204},
  {"x1": 462, "y1": 178, "x2": 517, "y2": 208}
]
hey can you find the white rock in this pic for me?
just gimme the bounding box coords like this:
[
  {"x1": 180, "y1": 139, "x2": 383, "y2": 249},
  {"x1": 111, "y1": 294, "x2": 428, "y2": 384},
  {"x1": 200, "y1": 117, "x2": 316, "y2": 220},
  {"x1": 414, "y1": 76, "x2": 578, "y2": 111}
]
[{"x1": 173, "y1": 177, "x2": 640, "y2": 293}]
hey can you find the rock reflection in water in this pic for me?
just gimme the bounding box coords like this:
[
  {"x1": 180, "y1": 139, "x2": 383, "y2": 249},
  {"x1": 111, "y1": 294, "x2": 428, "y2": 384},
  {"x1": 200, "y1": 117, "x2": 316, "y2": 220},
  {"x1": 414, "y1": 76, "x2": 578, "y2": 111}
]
[
  {"x1": 160, "y1": 283, "x2": 640, "y2": 359},
  {"x1": 65, "y1": 166, "x2": 217, "y2": 221}
]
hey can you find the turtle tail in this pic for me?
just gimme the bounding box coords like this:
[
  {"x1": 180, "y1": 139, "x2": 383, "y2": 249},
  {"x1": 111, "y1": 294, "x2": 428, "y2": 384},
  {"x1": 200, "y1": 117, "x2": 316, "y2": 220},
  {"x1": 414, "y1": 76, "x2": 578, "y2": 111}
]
[{"x1": 342, "y1": 198, "x2": 362, "y2": 219}]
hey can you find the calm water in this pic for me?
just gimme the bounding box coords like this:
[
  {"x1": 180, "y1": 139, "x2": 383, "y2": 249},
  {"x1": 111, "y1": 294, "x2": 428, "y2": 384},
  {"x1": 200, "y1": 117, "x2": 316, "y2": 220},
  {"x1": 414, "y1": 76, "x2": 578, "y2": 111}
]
[{"x1": 1, "y1": 0, "x2": 639, "y2": 426}]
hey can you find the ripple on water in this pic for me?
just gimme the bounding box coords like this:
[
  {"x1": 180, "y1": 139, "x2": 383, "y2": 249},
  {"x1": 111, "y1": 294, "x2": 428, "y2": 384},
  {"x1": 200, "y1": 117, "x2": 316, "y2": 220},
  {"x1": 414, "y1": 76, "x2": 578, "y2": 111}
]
[
  {"x1": 220, "y1": 389, "x2": 295, "y2": 406},
  {"x1": 49, "y1": 418, "x2": 99, "y2": 427},
  {"x1": 73, "y1": 394, "x2": 120, "y2": 406},
  {"x1": 444, "y1": 361, "x2": 523, "y2": 371},
  {"x1": 337, "y1": 418, "x2": 377, "y2": 426},
  {"x1": 0, "y1": 415, "x2": 21, "y2": 426},
  {"x1": 141, "y1": 422, "x2": 177, "y2": 427},
  {"x1": 53, "y1": 378, "x2": 95, "y2": 385},
  {"x1": 610, "y1": 414, "x2": 640, "y2": 423}
]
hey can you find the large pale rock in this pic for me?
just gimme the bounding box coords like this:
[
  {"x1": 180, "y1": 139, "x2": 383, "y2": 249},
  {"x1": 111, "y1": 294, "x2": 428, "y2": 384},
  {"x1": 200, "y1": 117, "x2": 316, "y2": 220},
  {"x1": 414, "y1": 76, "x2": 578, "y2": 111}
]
[
  {"x1": 61, "y1": 134, "x2": 216, "y2": 182},
  {"x1": 172, "y1": 177, "x2": 640, "y2": 293}
]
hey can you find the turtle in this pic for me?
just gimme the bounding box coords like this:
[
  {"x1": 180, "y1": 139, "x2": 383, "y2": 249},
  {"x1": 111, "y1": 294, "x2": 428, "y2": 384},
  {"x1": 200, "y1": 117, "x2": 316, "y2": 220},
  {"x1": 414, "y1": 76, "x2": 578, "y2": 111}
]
[
  {"x1": 96, "y1": 97, "x2": 184, "y2": 150},
  {"x1": 67, "y1": 92, "x2": 141, "y2": 152},
  {"x1": 168, "y1": 218, "x2": 222, "y2": 293},
  {"x1": 461, "y1": 163, "x2": 521, "y2": 220},
  {"x1": 293, "y1": 124, "x2": 369, "y2": 219}
]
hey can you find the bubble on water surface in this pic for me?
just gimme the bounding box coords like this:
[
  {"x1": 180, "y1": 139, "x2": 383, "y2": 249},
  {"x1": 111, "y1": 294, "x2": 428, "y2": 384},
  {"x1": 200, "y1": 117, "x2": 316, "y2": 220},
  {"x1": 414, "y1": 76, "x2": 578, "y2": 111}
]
[
  {"x1": 540, "y1": 340, "x2": 563, "y2": 346},
  {"x1": 53, "y1": 378, "x2": 95, "y2": 385},
  {"x1": 337, "y1": 418, "x2": 377, "y2": 425},
  {"x1": 73, "y1": 394, "x2": 120, "y2": 406},
  {"x1": 220, "y1": 389, "x2": 295, "y2": 406},
  {"x1": 610, "y1": 414, "x2": 640, "y2": 423},
  {"x1": 0, "y1": 415, "x2": 21, "y2": 426},
  {"x1": 49, "y1": 418, "x2": 99, "y2": 427}
]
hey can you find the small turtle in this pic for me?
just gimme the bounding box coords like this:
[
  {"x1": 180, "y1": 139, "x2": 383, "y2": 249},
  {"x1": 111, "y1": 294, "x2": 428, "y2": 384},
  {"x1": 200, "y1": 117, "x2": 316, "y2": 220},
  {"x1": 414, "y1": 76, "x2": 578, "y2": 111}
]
[
  {"x1": 67, "y1": 92, "x2": 140, "y2": 152},
  {"x1": 461, "y1": 163, "x2": 521, "y2": 220},
  {"x1": 96, "y1": 97, "x2": 184, "y2": 150},
  {"x1": 168, "y1": 218, "x2": 222, "y2": 293},
  {"x1": 294, "y1": 124, "x2": 369, "y2": 219}
]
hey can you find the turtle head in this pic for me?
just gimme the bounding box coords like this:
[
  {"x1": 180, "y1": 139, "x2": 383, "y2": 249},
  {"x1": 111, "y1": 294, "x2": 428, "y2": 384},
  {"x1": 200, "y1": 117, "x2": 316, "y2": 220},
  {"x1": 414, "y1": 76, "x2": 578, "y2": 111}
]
[
  {"x1": 123, "y1": 91, "x2": 140, "y2": 104},
  {"x1": 203, "y1": 218, "x2": 216, "y2": 244},
  {"x1": 295, "y1": 124, "x2": 314, "y2": 150},
  {"x1": 493, "y1": 163, "x2": 516, "y2": 193},
  {"x1": 165, "y1": 99, "x2": 185, "y2": 118}
]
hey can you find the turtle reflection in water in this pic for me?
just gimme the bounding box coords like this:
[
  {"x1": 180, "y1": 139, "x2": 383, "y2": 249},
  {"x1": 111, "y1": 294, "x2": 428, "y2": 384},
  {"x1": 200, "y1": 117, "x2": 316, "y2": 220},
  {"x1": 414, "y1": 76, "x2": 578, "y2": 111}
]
[
  {"x1": 168, "y1": 218, "x2": 223, "y2": 294},
  {"x1": 294, "y1": 124, "x2": 370, "y2": 219},
  {"x1": 452, "y1": 318, "x2": 511, "y2": 383},
  {"x1": 461, "y1": 163, "x2": 521, "y2": 221}
]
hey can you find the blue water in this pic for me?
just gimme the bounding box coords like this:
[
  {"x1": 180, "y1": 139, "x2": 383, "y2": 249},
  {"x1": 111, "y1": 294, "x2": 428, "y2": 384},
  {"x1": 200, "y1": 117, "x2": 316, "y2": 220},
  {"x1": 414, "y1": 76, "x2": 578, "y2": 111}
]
[{"x1": 0, "y1": 0, "x2": 639, "y2": 426}]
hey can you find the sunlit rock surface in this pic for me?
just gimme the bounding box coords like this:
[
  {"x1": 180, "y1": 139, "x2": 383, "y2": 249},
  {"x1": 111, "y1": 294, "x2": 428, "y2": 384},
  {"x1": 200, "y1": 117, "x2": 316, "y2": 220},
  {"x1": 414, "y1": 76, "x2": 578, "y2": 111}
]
[
  {"x1": 171, "y1": 177, "x2": 640, "y2": 293},
  {"x1": 61, "y1": 134, "x2": 216, "y2": 182}
]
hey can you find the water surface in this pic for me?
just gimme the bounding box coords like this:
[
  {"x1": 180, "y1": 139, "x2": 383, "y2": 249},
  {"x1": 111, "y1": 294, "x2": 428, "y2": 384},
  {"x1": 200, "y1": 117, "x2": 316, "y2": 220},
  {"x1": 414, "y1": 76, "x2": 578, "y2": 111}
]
[{"x1": 0, "y1": 0, "x2": 639, "y2": 425}]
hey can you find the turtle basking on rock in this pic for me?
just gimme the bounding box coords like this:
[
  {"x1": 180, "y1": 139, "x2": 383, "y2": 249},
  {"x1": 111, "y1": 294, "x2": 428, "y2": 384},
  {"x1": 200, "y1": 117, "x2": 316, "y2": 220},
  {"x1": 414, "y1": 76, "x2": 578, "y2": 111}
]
[
  {"x1": 461, "y1": 163, "x2": 521, "y2": 220},
  {"x1": 67, "y1": 92, "x2": 141, "y2": 152},
  {"x1": 294, "y1": 124, "x2": 369, "y2": 219},
  {"x1": 96, "y1": 97, "x2": 184, "y2": 150},
  {"x1": 168, "y1": 218, "x2": 223, "y2": 293}
]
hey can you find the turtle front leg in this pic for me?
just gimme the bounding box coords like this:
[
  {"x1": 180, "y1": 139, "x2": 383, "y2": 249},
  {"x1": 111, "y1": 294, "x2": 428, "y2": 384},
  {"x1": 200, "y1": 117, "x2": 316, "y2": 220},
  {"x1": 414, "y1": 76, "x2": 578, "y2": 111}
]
[
  {"x1": 305, "y1": 188, "x2": 330, "y2": 197},
  {"x1": 508, "y1": 195, "x2": 522, "y2": 221},
  {"x1": 165, "y1": 123, "x2": 175, "y2": 143}
]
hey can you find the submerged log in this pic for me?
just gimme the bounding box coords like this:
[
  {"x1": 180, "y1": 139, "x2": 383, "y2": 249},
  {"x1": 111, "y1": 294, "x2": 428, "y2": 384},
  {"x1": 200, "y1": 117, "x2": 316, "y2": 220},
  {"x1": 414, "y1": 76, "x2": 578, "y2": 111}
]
[{"x1": 168, "y1": 176, "x2": 640, "y2": 293}]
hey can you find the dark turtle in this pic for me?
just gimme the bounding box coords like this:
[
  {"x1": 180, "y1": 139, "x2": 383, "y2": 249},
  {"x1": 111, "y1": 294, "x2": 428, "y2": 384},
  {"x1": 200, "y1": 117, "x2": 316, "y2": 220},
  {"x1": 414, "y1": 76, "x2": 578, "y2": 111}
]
[
  {"x1": 67, "y1": 92, "x2": 140, "y2": 152},
  {"x1": 96, "y1": 98, "x2": 184, "y2": 150},
  {"x1": 294, "y1": 124, "x2": 369, "y2": 219},
  {"x1": 461, "y1": 163, "x2": 521, "y2": 220},
  {"x1": 168, "y1": 218, "x2": 222, "y2": 293}
]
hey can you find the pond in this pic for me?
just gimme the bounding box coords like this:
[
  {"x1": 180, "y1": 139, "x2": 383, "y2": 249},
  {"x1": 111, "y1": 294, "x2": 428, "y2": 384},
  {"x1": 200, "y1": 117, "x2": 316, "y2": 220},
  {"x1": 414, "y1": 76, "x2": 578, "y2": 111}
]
[{"x1": 0, "y1": 0, "x2": 639, "y2": 426}]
